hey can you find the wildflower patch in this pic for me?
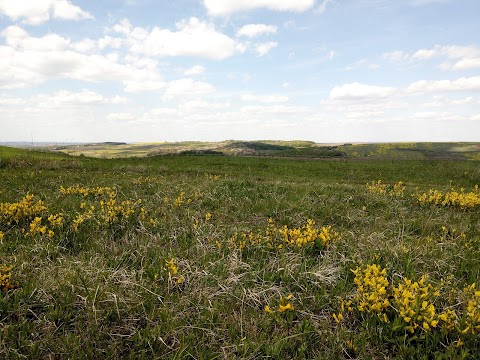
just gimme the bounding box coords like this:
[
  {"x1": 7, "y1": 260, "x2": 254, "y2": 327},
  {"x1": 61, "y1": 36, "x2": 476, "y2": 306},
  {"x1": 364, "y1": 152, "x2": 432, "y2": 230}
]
[
  {"x1": 226, "y1": 218, "x2": 340, "y2": 251},
  {"x1": 337, "y1": 263, "x2": 480, "y2": 345}
]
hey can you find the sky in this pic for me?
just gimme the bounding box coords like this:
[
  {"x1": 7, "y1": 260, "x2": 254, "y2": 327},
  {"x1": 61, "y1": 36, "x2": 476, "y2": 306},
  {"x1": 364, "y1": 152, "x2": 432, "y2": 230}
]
[{"x1": 0, "y1": 0, "x2": 479, "y2": 143}]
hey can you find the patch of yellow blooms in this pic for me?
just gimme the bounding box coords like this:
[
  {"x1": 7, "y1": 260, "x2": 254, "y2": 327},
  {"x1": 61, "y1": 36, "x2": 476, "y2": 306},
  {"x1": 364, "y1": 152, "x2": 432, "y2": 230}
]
[
  {"x1": 164, "y1": 258, "x2": 184, "y2": 285},
  {"x1": 0, "y1": 265, "x2": 16, "y2": 292},
  {"x1": 336, "y1": 264, "x2": 480, "y2": 341},
  {"x1": 227, "y1": 218, "x2": 340, "y2": 251},
  {"x1": 0, "y1": 194, "x2": 63, "y2": 240},
  {"x1": 264, "y1": 294, "x2": 295, "y2": 314},
  {"x1": 366, "y1": 180, "x2": 405, "y2": 197},
  {"x1": 0, "y1": 194, "x2": 47, "y2": 226},
  {"x1": 60, "y1": 185, "x2": 147, "y2": 231},
  {"x1": 416, "y1": 186, "x2": 480, "y2": 209}
]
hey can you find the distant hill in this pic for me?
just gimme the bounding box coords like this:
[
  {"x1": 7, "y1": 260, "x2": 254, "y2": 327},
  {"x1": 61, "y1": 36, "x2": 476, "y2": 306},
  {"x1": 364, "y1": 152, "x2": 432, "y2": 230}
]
[{"x1": 3, "y1": 141, "x2": 480, "y2": 160}]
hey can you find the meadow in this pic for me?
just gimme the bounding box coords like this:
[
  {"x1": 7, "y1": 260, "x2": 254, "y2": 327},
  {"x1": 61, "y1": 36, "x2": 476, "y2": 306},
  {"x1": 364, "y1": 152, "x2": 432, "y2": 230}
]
[{"x1": 1, "y1": 146, "x2": 480, "y2": 359}]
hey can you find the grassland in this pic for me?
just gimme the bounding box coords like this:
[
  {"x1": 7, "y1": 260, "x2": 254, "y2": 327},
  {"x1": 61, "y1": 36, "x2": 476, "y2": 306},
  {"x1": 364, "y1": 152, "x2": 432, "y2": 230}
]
[
  {"x1": 1, "y1": 145, "x2": 480, "y2": 359},
  {"x1": 51, "y1": 141, "x2": 480, "y2": 160}
]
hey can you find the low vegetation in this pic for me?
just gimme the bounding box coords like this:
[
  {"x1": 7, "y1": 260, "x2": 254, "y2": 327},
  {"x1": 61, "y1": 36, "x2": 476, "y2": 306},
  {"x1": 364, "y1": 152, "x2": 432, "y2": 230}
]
[
  {"x1": 49, "y1": 141, "x2": 480, "y2": 160},
  {"x1": 1, "y1": 145, "x2": 480, "y2": 358}
]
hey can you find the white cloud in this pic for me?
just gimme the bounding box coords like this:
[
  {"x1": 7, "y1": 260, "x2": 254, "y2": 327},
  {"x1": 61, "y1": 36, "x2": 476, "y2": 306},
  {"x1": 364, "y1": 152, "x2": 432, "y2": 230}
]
[
  {"x1": 385, "y1": 45, "x2": 480, "y2": 70},
  {"x1": 203, "y1": 0, "x2": 316, "y2": 16},
  {"x1": 236, "y1": 24, "x2": 277, "y2": 38},
  {"x1": 241, "y1": 94, "x2": 289, "y2": 103},
  {"x1": 345, "y1": 59, "x2": 380, "y2": 71},
  {"x1": 0, "y1": 0, "x2": 93, "y2": 25},
  {"x1": 330, "y1": 82, "x2": 396, "y2": 100},
  {"x1": 241, "y1": 105, "x2": 310, "y2": 115},
  {"x1": 124, "y1": 79, "x2": 166, "y2": 93},
  {"x1": 180, "y1": 100, "x2": 230, "y2": 111},
  {"x1": 322, "y1": 50, "x2": 337, "y2": 60},
  {"x1": 184, "y1": 65, "x2": 206, "y2": 76},
  {"x1": 315, "y1": 0, "x2": 332, "y2": 14},
  {"x1": 452, "y1": 96, "x2": 474, "y2": 105},
  {"x1": 120, "y1": 17, "x2": 244, "y2": 60},
  {"x1": 35, "y1": 90, "x2": 127, "y2": 108},
  {"x1": 163, "y1": 78, "x2": 215, "y2": 100},
  {"x1": 413, "y1": 111, "x2": 461, "y2": 121},
  {"x1": 444, "y1": 58, "x2": 480, "y2": 71},
  {"x1": 0, "y1": 96, "x2": 26, "y2": 106},
  {"x1": 255, "y1": 41, "x2": 278, "y2": 56},
  {"x1": 408, "y1": 0, "x2": 449, "y2": 6},
  {"x1": 0, "y1": 25, "x2": 165, "y2": 92},
  {"x1": 107, "y1": 113, "x2": 137, "y2": 122},
  {"x1": 412, "y1": 49, "x2": 437, "y2": 60},
  {"x1": 382, "y1": 50, "x2": 410, "y2": 63},
  {"x1": 407, "y1": 76, "x2": 480, "y2": 93}
]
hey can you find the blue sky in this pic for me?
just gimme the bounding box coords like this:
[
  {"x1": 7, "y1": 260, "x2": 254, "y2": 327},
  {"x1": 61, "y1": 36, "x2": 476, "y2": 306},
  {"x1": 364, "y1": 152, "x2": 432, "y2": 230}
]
[{"x1": 1, "y1": 0, "x2": 479, "y2": 143}]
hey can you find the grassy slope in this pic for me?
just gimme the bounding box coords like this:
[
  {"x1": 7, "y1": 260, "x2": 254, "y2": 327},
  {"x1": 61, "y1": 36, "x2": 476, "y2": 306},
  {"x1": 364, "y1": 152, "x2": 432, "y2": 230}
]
[
  {"x1": 1, "y1": 149, "x2": 480, "y2": 358},
  {"x1": 52, "y1": 141, "x2": 480, "y2": 160}
]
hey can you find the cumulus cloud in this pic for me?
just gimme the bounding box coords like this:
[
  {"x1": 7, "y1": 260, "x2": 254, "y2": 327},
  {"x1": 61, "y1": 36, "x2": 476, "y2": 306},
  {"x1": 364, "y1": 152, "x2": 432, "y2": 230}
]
[
  {"x1": 117, "y1": 17, "x2": 244, "y2": 60},
  {"x1": 0, "y1": 0, "x2": 93, "y2": 25},
  {"x1": 241, "y1": 105, "x2": 310, "y2": 115},
  {"x1": 184, "y1": 65, "x2": 206, "y2": 76},
  {"x1": 330, "y1": 82, "x2": 396, "y2": 100},
  {"x1": 315, "y1": 0, "x2": 333, "y2": 14},
  {"x1": 203, "y1": 0, "x2": 316, "y2": 16},
  {"x1": 441, "y1": 58, "x2": 480, "y2": 71},
  {"x1": 407, "y1": 76, "x2": 480, "y2": 93},
  {"x1": 382, "y1": 50, "x2": 410, "y2": 63},
  {"x1": 0, "y1": 25, "x2": 165, "y2": 91},
  {"x1": 236, "y1": 24, "x2": 277, "y2": 38},
  {"x1": 408, "y1": 0, "x2": 448, "y2": 5},
  {"x1": 106, "y1": 113, "x2": 138, "y2": 122},
  {"x1": 255, "y1": 41, "x2": 278, "y2": 56},
  {"x1": 384, "y1": 45, "x2": 480, "y2": 71},
  {"x1": 241, "y1": 94, "x2": 289, "y2": 103},
  {"x1": 0, "y1": 96, "x2": 26, "y2": 106},
  {"x1": 162, "y1": 78, "x2": 215, "y2": 100},
  {"x1": 35, "y1": 90, "x2": 127, "y2": 108},
  {"x1": 179, "y1": 100, "x2": 230, "y2": 111}
]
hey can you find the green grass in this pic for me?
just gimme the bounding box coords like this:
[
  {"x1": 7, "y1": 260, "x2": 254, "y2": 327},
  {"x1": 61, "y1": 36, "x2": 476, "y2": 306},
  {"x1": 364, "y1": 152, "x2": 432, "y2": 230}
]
[
  {"x1": 1, "y1": 148, "x2": 480, "y2": 358},
  {"x1": 51, "y1": 141, "x2": 480, "y2": 160}
]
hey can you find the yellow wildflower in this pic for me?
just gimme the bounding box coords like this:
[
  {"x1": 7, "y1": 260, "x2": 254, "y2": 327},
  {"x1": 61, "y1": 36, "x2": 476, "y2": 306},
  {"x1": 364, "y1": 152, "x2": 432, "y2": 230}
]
[
  {"x1": 279, "y1": 303, "x2": 294, "y2": 312},
  {"x1": 264, "y1": 305, "x2": 274, "y2": 314}
]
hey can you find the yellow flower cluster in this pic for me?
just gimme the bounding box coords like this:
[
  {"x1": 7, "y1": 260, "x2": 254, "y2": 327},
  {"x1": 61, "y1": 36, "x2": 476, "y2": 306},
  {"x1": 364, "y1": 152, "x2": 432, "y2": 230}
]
[
  {"x1": 172, "y1": 190, "x2": 202, "y2": 208},
  {"x1": 416, "y1": 186, "x2": 480, "y2": 209},
  {"x1": 366, "y1": 180, "x2": 405, "y2": 197},
  {"x1": 460, "y1": 283, "x2": 480, "y2": 335},
  {"x1": 164, "y1": 258, "x2": 184, "y2": 285},
  {"x1": 165, "y1": 258, "x2": 178, "y2": 275},
  {"x1": 0, "y1": 194, "x2": 47, "y2": 226},
  {"x1": 340, "y1": 264, "x2": 480, "y2": 339},
  {"x1": 174, "y1": 192, "x2": 189, "y2": 207},
  {"x1": 59, "y1": 185, "x2": 114, "y2": 197},
  {"x1": 265, "y1": 294, "x2": 295, "y2": 314},
  {"x1": 99, "y1": 198, "x2": 140, "y2": 225},
  {"x1": 25, "y1": 216, "x2": 47, "y2": 237},
  {"x1": 0, "y1": 265, "x2": 16, "y2": 292},
  {"x1": 132, "y1": 176, "x2": 159, "y2": 186},
  {"x1": 351, "y1": 264, "x2": 390, "y2": 322},
  {"x1": 60, "y1": 184, "x2": 146, "y2": 231},
  {"x1": 227, "y1": 219, "x2": 340, "y2": 251},
  {"x1": 206, "y1": 174, "x2": 222, "y2": 181},
  {"x1": 393, "y1": 276, "x2": 440, "y2": 333},
  {"x1": 1, "y1": 194, "x2": 63, "y2": 239}
]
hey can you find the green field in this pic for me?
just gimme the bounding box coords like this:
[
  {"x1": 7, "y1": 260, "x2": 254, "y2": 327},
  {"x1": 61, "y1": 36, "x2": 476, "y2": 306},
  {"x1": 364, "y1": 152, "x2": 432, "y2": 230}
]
[
  {"x1": 51, "y1": 141, "x2": 480, "y2": 160},
  {"x1": 1, "y1": 145, "x2": 480, "y2": 359}
]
